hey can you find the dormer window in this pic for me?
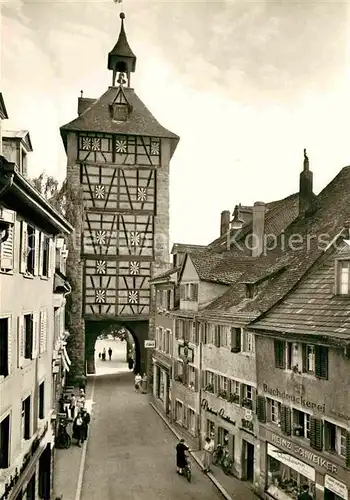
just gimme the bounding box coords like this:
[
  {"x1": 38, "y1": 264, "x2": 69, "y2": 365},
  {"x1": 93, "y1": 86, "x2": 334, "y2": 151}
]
[
  {"x1": 110, "y1": 103, "x2": 129, "y2": 122},
  {"x1": 337, "y1": 260, "x2": 350, "y2": 295},
  {"x1": 180, "y1": 283, "x2": 198, "y2": 301}
]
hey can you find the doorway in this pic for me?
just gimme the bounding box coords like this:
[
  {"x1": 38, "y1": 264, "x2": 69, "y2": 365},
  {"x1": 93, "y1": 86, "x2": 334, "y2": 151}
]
[
  {"x1": 324, "y1": 490, "x2": 344, "y2": 500},
  {"x1": 242, "y1": 440, "x2": 254, "y2": 482}
]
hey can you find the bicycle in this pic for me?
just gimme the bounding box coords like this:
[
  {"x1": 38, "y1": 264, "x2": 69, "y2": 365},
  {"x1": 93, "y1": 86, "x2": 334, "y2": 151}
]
[{"x1": 55, "y1": 419, "x2": 71, "y2": 449}]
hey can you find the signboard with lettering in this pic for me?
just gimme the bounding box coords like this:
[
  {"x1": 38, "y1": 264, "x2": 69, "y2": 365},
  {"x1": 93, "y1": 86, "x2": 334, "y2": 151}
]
[
  {"x1": 267, "y1": 444, "x2": 315, "y2": 481},
  {"x1": 144, "y1": 340, "x2": 155, "y2": 348},
  {"x1": 324, "y1": 475, "x2": 348, "y2": 500},
  {"x1": 268, "y1": 432, "x2": 338, "y2": 474}
]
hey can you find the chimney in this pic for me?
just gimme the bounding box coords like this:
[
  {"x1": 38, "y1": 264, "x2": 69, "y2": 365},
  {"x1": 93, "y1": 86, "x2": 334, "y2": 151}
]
[
  {"x1": 220, "y1": 210, "x2": 230, "y2": 237},
  {"x1": 252, "y1": 201, "x2": 266, "y2": 257},
  {"x1": 299, "y1": 148, "x2": 313, "y2": 215}
]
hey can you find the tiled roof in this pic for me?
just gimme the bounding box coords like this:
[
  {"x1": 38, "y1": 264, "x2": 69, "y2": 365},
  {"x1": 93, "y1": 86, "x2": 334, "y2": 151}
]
[
  {"x1": 249, "y1": 243, "x2": 350, "y2": 342},
  {"x1": 60, "y1": 87, "x2": 179, "y2": 155},
  {"x1": 208, "y1": 192, "x2": 300, "y2": 251},
  {"x1": 149, "y1": 266, "x2": 180, "y2": 283},
  {"x1": 200, "y1": 165, "x2": 350, "y2": 330},
  {"x1": 171, "y1": 243, "x2": 207, "y2": 254}
]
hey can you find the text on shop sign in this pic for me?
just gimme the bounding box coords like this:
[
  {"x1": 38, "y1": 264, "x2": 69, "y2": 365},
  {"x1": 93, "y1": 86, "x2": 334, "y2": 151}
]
[{"x1": 270, "y1": 433, "x2": 338, "y2": 474}]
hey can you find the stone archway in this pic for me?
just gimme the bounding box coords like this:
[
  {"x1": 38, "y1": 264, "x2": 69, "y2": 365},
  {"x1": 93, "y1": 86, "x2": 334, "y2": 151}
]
[{"x1": 85, "y1": 320, "x2": 148, "y2": 376}]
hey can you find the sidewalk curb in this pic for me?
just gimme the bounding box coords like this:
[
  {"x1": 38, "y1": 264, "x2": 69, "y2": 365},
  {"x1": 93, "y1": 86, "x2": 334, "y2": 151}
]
[{"x1": 150, "y1": 401, "x2": 234, "y2": 500}]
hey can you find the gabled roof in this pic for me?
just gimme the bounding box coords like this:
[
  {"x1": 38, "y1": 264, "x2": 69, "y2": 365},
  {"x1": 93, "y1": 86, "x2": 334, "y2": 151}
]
[
  {"x1": 200, "y1": 165, "x2": 350, "y2": 328},
  {"x1": 2, "y1": 130, "x2": 33, "y2": 152},
  {"x1": 248, "y1": 243, "x2": 350, "y2": 344},
  {"x1": 0, "y1": 93, "x2": 8, "y2": 119},
  {"x1": 208, "y1": 192, "x2": 300, "y2": 251},
  {"x1": 60, "y1": 86, "x2": 179, "y2": 157}
]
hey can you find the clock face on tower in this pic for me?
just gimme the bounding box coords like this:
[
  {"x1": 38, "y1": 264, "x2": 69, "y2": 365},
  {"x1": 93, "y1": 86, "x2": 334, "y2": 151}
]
[{"x1": 80, "y1": 132, "x2": 160, "y2": 317}]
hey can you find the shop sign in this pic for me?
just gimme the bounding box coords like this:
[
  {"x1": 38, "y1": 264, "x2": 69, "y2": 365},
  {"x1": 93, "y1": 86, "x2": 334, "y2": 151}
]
[
  {"x1": 267, "y1": 444, "x2": 315, "y2": 481},
  {"x1": 263, "y1": 384, "x2": 325, "y2": 413},
  {"x1": 269, "y1": 432, "x2": 338, "y2": 474},
  {"x1": 324, "y1": 475, "x2": 348, "y2": 500},
  {"x1": 144, "y1": 340, "x2": 156, "y2": 348}
]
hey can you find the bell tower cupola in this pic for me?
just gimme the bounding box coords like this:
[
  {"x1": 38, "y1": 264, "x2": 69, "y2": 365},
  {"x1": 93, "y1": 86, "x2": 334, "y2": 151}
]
[{"x1": 108, "y1": 12, "x2": 137, "y2": 88}]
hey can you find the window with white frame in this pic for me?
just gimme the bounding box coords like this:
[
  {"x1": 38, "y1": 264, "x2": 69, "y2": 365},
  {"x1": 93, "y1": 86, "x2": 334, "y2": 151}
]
[
  {"x1": 304, "y1": 344, "x2": 315, "y2": 374},
  {"x1": 218, "y1": 376, "x2": 228, "y2": 398},
  {"x1": 244, "y1": 331, "x2": 255, "y2": 353},
  {"x1": 337, "y1": 260, "x2": 350, "y2": 295},
  {"x1": 267, "y1": 398, "x2": 281, "y2": 426},
  {"x1": 188, "y1": 365, "x2": 196, "y2": 390},
  {"x1": 292, "y1": 409, "x2": 310, "y2": 439},
  {"x1": 175, "y1": 400, "x2": 183, "y2": 424},
  {"x1": 188, "y1": 408, "x2": 196, "y2": 434},
  {"x1": 231, "y1": 380, "x2": 240, "y2": 396},
  {"x1": 205, "y1": 371, "x2": 214, "y2": 392},
  {"x1": 164, "y1": 329, "x2": 171, "y2": 355},
  {"x1": 242, "y1": 384, "x2": 253, "y2": 409},
  {"x1": 287, "y1": 342, "x2": 301, "y2": 371},
  {"x1": 219, "y1": 325, "x2": 229, "y2": 347},
  {"x1": 324, "y1": 421, "x2": 347, "y2": 457}
]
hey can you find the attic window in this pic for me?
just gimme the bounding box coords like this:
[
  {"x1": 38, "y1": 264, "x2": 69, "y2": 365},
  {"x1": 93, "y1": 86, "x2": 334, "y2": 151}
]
[
  {"x1": 246, "y1": 284, "x2": 256, "y2": 298},
  {"x1": 337, "y1": 260, "x2": 350, "y2": 295}
]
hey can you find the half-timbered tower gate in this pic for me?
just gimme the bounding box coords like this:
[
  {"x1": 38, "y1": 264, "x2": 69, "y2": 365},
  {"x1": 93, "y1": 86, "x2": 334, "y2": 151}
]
[{"x1": 60, "y1": 13, "x2": 179, "y2": 381}]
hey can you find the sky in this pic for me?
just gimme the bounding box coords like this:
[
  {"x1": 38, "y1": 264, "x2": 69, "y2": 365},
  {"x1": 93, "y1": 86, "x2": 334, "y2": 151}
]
[{"x1": 1, "y1": 0, "x2": 350, "y2": 247}]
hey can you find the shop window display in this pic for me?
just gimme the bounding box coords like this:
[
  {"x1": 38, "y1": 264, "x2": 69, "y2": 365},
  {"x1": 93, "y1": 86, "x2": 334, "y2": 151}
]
[{"x1": 267, "y1": 456, "x2": 315, "y2": 500}]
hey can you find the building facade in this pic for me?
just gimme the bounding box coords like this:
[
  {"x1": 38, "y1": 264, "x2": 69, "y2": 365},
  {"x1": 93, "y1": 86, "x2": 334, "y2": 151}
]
[
  {"x1": 249, "y1": 244, "x2": 350, "y2": 500},
  {"x1": 60, "y1": 13, "x2": 179, "y2": 381},
  {"x1": 0, "y1": 151, "x2": 72, "y2": 500}
]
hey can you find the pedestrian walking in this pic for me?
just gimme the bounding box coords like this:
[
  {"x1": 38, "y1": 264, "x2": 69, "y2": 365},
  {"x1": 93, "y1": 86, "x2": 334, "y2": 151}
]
[
  {"x1": 134, "y1": 373, "x2": 142, "y2": 392},
  {"x1": 102, "y1": 348, "x2": 106, "y2": 361},
  {"x1": 141, "y1": 373, "x2": 148, "y2": 393},
  {"x1": 69, "y1": 393, "x2": 76, "y2": 420},
  {"x1": 63, "y1": 395, "x2": 70, "y2": 419},
  {"x1": 128, "y1": 357, "x2": 134, "y2": 370},
  {"x1": 81, "y1": 408, "x2": 91, "y2": 442},
  {"x1": 98, "y1": 352, "x2": 101, "y2": 359},
  {"x1": 203, "y1": 436, "x2": 215, "y2": 472},
  {"x1": 108, "y1": 347, "x2": 112, "y2": 360},
  {"x1": 72, "y1": 412, "x2": 84, "y2": 447}
]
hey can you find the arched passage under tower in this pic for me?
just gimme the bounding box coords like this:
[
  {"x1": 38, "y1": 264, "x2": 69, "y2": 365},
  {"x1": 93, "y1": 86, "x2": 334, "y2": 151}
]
[{"x1": 85, "y1": 320, "x2": 149, "y2": 376}]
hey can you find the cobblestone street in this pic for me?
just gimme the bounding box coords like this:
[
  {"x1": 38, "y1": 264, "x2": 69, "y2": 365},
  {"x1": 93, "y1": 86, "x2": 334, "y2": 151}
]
[{"x1": 81, "y1": 370, "x2": 224, "y2": 500}]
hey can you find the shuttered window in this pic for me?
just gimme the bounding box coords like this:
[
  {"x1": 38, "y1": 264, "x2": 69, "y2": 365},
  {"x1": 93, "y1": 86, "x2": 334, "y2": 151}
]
[
  {"x1": 0, "y1": 226, "x2": 14, "y2": 271},
  {"x1": 192, "y1": 283, "x2": 198, "y2": 301},
  {"x1": 0, "y1": 318, "x2": 9, "y2": 377},
  {"x1": 315, "y1": 345, "x2": 328, "y2": 379},
  {"x1": 24, "y1": 314, "x2": 33, "y2": 360},
  {"x1": 274, "y1": 340, "x2": 286, "y2": 369},
  {"x1": 346, "y1": 431, "x2": 350, "y2": 469},
  {"x1": 231, "y1": 327, "x2": 241, "y2": 353},
  {"x1": 256, "y1": 395, "x2": 266, "y2": 423},
  {"x1": 280, "y1": 405, "x2": 292, "y2": 435},
  {"x1": 39, "y1": 310, "x2": 47, "y2": 355},
  {"x1": 32, "y1": 313, "x2": 39, "y2": 359},
  {"x1": 309, "y1": 417, "x2": 323, "y2": 451}
]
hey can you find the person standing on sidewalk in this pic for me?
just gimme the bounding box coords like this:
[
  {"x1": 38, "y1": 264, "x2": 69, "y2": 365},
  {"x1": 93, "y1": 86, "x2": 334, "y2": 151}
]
[
  {"x1": 141, "y1": 373, "x2": 148, "y2": 393},
  {"x1": 69, "y1": 393, "x2": 77, "y2": 420},
  {"x1": 108, "y1": 347, "x2": 112, "y2": 360},
  {"x1": 72, "y1": 412, "x2": 84, "y2": 447},
  {"x1": 134, "y1": 373, "x2": 142, "y2": 392},
  {"x1": 81, "y1": 408, "x2": 91, "y2": 442},
  {"x1": 203, "y1": 436, "x2": 215, "y2": 472}
]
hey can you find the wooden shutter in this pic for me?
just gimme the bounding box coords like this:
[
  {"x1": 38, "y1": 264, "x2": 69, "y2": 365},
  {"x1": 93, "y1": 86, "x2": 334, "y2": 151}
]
[
  {"x1": 302, "y1": 344, "x2": 307, "y2": 372},
  {"x1": 315, "y1": 345, "x2": 328, "y2": 379},
  {"x1": 274, "y1": 340, "x2": 286, "y2": 369},
  {"x1": 34, "y1": 229, "x2": 40, "y2": 276},
  {"x1": 256, "y1": 395, "x2": 266, "y2": 422},
  {"x1": 214, "y1": 325, "x2": 221, "y2": 348},
  {"x1": 47, "y1": 238, "x2": 53, "y2": 278},
  {"x1": 309, "y1": 417, "x2": 323, "y2": 451},
  {"x1": 20, "y1": 221, "x2": 28, "y2": 273},
  {"x1": 194, "y1": 369, "x2": 199, "y2": 392},
  {"x1": 32, "y1": 313, "x2": 39, "y2": 359},
  {"x1": 39, "y1": 233, "x2": 44, "y2": 277},
  {"x1": 0, "y1": 225, "x2": 14, "y2": 270},
  {"x1": 18, "y1": 316, "x2": 24, "y2": 367},
  {"x1": 280, "y1": 405, "x2": 292, "y2": 435},
  {"x1": 231, "y1": 327, "x2": 241, "y2": 353},
  {"x1": 180, "y1": 284, "x2": 185, "y2": 300},
  {"x1": 345, "y1": 431, "x2": 350, "y2": 469},
  {"x1": 175, "y1": 320, "x2": 180, "y2": 339},
  {"x1": 195, "y1": 322, "x2": 200, "y2": 344},
  {"x1": 7, "y1": 317, "x2": 12, "y2": 376},
  {"x1": 192, "y1": 283, "x2": 198, "y2": 301},
  {"x1": 251, "y1": 387, "x2": 257, "y2": 412},
  {"x1": 201, "y1": 370, "x2": 206, "y2": 389},
  {"x1": 39, "y1": 311, "x2": 47, "y2": 355},
  {"x1": 202, "y1": 323, "x2": 207, "y2": 344},
  {"x1": 214, "y1": 374, "x2": 219, "y2": 395}
]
